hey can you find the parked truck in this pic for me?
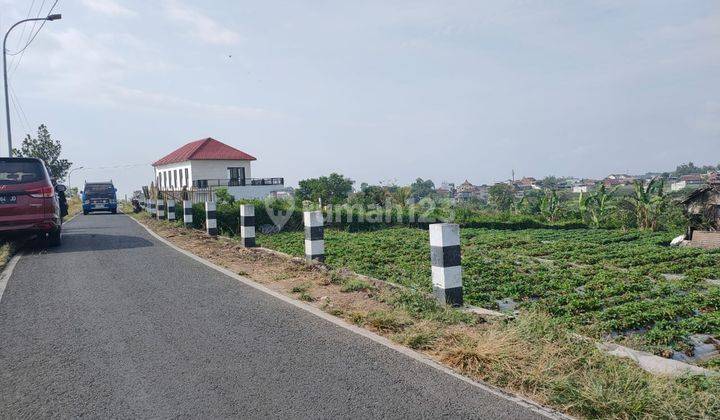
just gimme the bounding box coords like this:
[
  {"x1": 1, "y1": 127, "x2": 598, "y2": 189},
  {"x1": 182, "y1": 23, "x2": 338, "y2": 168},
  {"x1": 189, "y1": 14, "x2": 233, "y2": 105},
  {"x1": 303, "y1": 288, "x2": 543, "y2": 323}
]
[{"x1": 82, "y1": 181, "x2": 117, "y2": 215}]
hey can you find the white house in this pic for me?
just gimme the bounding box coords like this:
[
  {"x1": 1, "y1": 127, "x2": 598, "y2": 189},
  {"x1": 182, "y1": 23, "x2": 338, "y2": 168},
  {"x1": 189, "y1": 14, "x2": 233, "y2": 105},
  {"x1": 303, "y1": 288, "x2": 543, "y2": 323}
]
[{"x1": 152, "y1": 137, "x2": 284, "y2": 200}]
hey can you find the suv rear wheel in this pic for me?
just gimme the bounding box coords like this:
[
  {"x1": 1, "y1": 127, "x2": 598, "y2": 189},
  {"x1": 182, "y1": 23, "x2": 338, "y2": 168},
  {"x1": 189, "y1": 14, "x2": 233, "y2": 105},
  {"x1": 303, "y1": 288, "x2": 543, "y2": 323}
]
[{"x1": 46, "y1": 228, "x2": 61, "y2": 247}]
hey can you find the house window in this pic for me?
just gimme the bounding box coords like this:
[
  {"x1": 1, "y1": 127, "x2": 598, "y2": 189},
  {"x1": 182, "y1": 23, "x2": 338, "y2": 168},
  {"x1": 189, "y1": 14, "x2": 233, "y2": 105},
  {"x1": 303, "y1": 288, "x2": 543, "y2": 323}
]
[
  {"x1": 184, "y1": 168, "x2": 189, "y2": 187},
  {"x1": 173, "y1": 170, "x2": 178, "y2": 189},
  {"x1": 228, "y1": 167, "x2": 245, "y2": 186}
]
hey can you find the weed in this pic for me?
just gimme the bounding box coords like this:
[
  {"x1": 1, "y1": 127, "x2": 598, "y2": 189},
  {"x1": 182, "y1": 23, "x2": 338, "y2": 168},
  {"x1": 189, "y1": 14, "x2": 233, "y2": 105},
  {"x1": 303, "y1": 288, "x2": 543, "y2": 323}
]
[
  {"x1": 299, "y1": 292, "x2": 314, "y2": 302},
  {"x1": 291, "y1": 283, "x2": 310, "y2": 293},
  {"x1": 392, "y1": 326, "x2": 438, "y2": 350},
  {"x1": 348, "y1": 311, "x2": 367, "y2": 326},
  {"x1": 340, "y1": 278, "x2": 374, "y2": 293},
  {"x1": 365, "y1": 310, "x2": 412, "y2": 333}
]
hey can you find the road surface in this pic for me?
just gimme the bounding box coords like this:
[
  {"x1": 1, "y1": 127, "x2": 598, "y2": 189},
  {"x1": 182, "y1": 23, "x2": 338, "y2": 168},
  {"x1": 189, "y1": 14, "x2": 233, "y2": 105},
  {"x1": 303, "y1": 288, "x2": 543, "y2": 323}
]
[{"x1": 0, "y1": 213, "x2": 547, "y2": 418}]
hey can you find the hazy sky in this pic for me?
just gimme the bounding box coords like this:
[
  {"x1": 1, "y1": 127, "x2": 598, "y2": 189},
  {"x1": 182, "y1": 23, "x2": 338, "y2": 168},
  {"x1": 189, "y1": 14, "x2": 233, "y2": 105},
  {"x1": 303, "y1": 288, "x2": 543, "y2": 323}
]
[{"x1": 1, "y1": 0, "x2": 719, "y2": 196}]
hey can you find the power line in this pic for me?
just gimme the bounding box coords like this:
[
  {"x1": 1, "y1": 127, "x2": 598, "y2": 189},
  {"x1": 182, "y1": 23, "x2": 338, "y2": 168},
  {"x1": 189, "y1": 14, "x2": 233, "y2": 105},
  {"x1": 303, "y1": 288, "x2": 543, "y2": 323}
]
[
  {"x1": 8, "y1": 85, "x2": 32, "y2": 133},
  {"x1": 10, "y1": 0, "x2": 47, "y2": 75},
  {"x1": 7, "y1": 0, "x2": 38, "y2": 72},
  {"x1": 5, "y1": 0, "x2": 59, "y2": 57}
]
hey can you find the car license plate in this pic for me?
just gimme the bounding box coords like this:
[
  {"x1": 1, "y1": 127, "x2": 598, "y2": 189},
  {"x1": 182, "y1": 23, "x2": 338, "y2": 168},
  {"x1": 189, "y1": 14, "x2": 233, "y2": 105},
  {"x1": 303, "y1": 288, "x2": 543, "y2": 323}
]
[
  {"x1": 0, "y1": 195, "x2": 17, "y2": 205},
  {"x1": 93, "y1": 203, "x2": 106, "y2": 209}
]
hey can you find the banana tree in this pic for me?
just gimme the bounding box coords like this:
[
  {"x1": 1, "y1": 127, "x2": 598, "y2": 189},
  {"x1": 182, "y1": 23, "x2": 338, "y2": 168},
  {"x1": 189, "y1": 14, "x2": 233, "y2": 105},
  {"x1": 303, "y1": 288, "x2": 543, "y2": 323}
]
[
  {"x1": 578, "y1": 183, "x2": 618, "y2": 228},
  {"x1": 540, "y1": 189, "x2": 561, "y2": 222},
  {"x1": 630, "y1": 178, "x2": 666, "y2": 230}
]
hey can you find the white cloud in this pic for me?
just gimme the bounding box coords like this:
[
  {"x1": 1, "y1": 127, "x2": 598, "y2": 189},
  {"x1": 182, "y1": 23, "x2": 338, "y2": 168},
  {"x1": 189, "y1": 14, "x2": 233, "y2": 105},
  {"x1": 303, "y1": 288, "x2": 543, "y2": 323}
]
[
  {"x1": 19, "y1": 28, "x2": 274, "y2": 121},
  {"x1": 162, "y1": 0, "x2": 241, "y2": 45},
  {"x1": 80, "y1": 0, "x2": 136, "y2": 17}
]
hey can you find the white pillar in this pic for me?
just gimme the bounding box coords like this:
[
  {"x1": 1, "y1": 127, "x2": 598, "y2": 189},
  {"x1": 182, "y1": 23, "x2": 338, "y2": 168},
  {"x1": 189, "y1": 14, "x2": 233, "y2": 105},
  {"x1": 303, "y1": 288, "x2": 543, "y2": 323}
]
[
  {"x1": 183, "y1": 200, "x2": 193, "y2": 227},
  {"x1": 303, "y1": 211, "x2": 324, "y2": 262},
  {"x1": 240, "y1": 204, "x2": 256, "y2": 247},
  {"x1": 157, "y1": 198, "x2": 165, "y2": 220},
  {"x1": 429, "y1": 223, "x2": 463, "y2": 307},
  {"x1": 167, "y1": 199, "x2": 176, "y2": 221},
  {"x1": 205, "y1": 201, "x2": 217, "y2": 236}
]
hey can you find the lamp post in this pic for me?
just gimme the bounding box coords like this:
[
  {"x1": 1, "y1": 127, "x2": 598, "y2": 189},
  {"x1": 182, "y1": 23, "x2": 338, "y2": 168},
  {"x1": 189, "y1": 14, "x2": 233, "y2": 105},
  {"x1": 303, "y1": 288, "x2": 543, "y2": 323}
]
[
  {"x1": 67, "y1": 166, "x2": 84, "y2": 191},
  {"x1": 3, "y1": 13, "x2": 62, "y2": 157}
]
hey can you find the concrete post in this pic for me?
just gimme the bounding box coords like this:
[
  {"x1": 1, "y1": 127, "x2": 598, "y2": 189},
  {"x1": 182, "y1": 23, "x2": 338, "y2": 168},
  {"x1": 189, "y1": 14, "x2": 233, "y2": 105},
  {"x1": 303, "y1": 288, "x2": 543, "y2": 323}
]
[
  {"x1": 183, "y1": 200, "x2": 193, "y2": 227},
  {"x1": 157, "y1": 198, "x2": 165, "y2": 220},
  {"x1": 205, "y1": 201, "x2": 217, "y2": 236},
  {"x1": 429, "y1": 223, "x2": 463, "y2": 307},
  {"x1": 303, "y1": 210, "x2": 324, "y2": 262},
  {"x1": 167, "y1": 199, "x2": 176, "y2": 221},
  {"x1": 240, "y1": 204, "x2": 256, "y2": 247}
]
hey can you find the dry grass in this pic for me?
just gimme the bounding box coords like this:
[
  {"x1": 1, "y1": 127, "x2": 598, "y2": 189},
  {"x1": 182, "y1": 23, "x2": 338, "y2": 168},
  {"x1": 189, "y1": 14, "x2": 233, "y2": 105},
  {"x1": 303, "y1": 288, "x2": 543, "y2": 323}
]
[{"x1": 131, "y1": 212, "x2": 720, "y2": 419}]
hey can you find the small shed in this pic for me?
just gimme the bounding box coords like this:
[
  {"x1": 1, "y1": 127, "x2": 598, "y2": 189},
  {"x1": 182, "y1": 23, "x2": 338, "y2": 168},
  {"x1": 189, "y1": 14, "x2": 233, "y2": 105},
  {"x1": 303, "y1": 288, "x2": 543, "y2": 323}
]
[
  {"x1": 681, "y1": 186, "x2": 720, "y2": 230},
  {"x1": 679, "y1": 185, "x2": 720, "y2": 248}
]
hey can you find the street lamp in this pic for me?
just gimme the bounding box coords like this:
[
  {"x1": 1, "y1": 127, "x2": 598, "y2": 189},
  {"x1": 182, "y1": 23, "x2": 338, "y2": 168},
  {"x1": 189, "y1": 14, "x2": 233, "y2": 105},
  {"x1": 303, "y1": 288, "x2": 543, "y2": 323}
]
[
  {"x1": 3, "y1": 13, "x2": 62, "y2": 157},
  {"x1": 67, "y1": 166, "x2": 84, "y2": 191}
]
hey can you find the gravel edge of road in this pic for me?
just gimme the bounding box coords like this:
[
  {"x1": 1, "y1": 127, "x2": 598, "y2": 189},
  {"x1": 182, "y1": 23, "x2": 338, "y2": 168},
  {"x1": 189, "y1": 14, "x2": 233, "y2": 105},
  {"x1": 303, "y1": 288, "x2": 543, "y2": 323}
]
[{"x1": 125, "y1": 213, "x2": 569, "y2": 420}]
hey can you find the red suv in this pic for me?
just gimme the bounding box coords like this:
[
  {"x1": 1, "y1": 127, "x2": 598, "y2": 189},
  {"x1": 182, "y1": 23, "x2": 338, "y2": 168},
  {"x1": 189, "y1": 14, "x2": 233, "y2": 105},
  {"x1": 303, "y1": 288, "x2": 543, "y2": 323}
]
[{"x1": 0, "y1": 157, "x2": 65, "y2": 246}]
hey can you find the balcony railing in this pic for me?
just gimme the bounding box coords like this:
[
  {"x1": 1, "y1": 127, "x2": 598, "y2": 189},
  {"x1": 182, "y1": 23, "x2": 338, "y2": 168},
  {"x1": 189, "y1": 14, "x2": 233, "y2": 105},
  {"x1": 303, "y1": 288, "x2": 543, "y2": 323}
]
[{"x1": 193, "y1": 178, "x2": 284, "y2": 188}]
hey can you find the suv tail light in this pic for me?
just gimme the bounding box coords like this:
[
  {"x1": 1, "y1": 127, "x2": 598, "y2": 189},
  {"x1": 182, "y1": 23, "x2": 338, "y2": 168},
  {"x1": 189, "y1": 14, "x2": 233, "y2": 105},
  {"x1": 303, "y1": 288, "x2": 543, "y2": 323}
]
[{"x1": 27, "y1": 185, "x2": 55, "y2": 198}]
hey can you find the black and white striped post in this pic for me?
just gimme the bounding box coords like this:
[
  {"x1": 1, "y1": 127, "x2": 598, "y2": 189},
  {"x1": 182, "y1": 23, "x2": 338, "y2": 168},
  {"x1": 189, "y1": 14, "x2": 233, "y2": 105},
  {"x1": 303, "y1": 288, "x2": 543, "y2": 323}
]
[
  {"x1": 145, "y1": 198, "x2": 150, "y2": 213},
  {"x1": 240, "y1": 204, "x2": 256, "y2": 247},
  {"x1": 304, "y1": 210, "x2": 324, "y2": 262},
  {"x1": 183, "y1": 200, "x2": 193, "y2": 227},
  {"x1": 167, "y1": 199, "x2": 176, "y2": 222},
  {"x1": 429, "y1": 223, "x2": 463, "y2": 307},
  {"x1": 150, "y1": 199, "x2": 156, "y2": 217},
  {"x1": 205, "y1": 201, "x2": 218, "y2": 236},
  {"x1": 157, "y1": 197, "x2": 166, "y2": 220}
]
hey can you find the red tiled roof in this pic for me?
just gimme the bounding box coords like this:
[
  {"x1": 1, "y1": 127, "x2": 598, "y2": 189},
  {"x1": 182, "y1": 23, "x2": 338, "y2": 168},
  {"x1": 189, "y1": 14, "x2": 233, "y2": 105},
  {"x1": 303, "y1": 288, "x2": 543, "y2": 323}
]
[{"x1": 153, "y1": 138, "x2": 256, "y2": 166}]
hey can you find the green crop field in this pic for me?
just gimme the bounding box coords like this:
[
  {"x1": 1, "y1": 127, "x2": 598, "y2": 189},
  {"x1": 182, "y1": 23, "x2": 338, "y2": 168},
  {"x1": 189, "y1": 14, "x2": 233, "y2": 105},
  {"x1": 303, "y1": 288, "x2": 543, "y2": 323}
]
[{"x1": 257, "y1": 227, "x2": 720, "y2": 361}]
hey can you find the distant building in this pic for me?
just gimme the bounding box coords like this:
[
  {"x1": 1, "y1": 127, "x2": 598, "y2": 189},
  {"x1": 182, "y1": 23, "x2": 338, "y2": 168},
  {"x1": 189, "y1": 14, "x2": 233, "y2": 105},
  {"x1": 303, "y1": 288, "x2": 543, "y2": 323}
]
[
  {"x1": 152, "y1": 137, "x2": 284, "y2": 200},
  {"x1": 572, "y1": 179, "x2": 598, "y2": 193},
  {"x1": 671, "y1": 174, "x2": 705, "y2": 192},
  {"x1": 511, "y1": 176, "x2": 540, "y2": 192},
  {"x1": 454, "y1": 180, "x2": 487, "y2": 202},
  {"x1": 603, "y1": 174, "x2": 635, "y2": 187}
]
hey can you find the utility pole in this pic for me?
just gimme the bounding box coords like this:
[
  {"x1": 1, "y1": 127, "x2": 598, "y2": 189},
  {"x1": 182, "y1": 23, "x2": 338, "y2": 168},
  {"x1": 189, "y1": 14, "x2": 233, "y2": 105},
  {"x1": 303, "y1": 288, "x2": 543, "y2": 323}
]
[{"x1": 3, "y1": 13, "x2": 62, "y2": 157}]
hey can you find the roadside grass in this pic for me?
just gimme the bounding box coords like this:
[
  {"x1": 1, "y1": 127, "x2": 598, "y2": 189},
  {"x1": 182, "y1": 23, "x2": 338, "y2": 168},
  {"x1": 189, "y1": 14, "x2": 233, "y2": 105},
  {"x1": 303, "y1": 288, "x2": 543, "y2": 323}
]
[
  {"x1": 132, "y1": 213, "x2": 720, "y2": 419},
  {"x1": 0, "y1": 241, "x2": 18, "y2": 272},
  {"x1": 66, "y1": 196, "x2": 82, "y2": 218}
]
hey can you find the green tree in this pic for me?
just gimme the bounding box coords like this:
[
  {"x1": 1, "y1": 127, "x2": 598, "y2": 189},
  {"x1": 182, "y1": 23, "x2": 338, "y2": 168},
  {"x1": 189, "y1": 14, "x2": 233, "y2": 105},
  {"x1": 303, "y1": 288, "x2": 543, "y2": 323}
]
[
  {"x1": 538, "y1": 176, "x2": 562, "y2": 190},
  {"x1": 215, "y1": 187, "x2": 235, "y2": 205},
  {"x1": 13, "y1": 124, "x2": 72, "y2": 181},
  {"x1": 488, "y1": 183, "x2": 515, "y2": 211},
  {"x1": 297, "y1": 173, "x2": 354, "y2": 205},
  {"x1": 409, "y1": 178, "x2": 435, "y2": 201}
]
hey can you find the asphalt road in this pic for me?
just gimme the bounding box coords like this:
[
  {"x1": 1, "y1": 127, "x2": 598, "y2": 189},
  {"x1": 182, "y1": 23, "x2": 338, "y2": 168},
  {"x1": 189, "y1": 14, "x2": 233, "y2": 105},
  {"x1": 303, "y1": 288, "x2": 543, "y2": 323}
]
[{"x1": 0, "y1": 213, "x2": 547, "y2": 419}]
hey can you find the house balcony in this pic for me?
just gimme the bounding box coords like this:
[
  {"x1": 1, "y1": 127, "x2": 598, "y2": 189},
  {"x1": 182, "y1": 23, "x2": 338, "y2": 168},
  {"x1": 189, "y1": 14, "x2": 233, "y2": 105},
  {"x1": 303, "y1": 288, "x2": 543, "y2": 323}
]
[{"x1": 193, "y1": 178, "x2": 284, "y2": 188}]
